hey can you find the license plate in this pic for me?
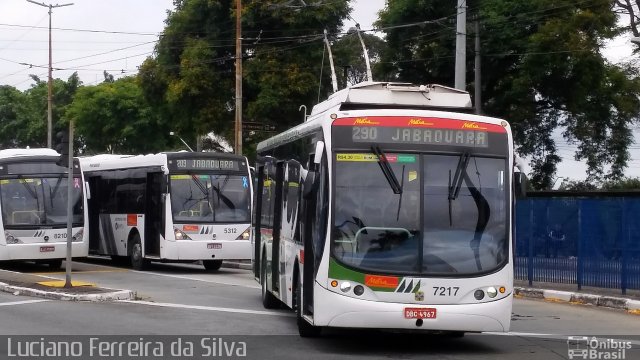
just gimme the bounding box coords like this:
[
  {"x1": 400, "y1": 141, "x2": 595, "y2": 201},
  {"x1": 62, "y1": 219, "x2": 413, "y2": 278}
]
[
  {"x1": 207, "y1": 243, "x2": 222, "y2": 250},
  {"x1": 404, "y1": 307, "x2": 436, "y2": 319},
  {"x1": 40, "y1": 246, "x2": 55, "y2": 253}
]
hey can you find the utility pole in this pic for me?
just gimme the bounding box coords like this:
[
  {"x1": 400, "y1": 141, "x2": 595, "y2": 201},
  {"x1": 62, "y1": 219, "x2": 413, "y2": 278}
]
[
  {"x1": 26, "y1": 0, "x2": 74, "y2": 149},
  {"x1": 234, "y1": 0, "x2": 243, "y2": 155},
  {"x1": 474, "y1": 19, "x2": 481, "y2": 114},
  {"x1": 64, "y1": 120, "x2": 74, "y2": 288},
  {"x1": 454, "y1": 0, "x2": 466, "y2": 90}
]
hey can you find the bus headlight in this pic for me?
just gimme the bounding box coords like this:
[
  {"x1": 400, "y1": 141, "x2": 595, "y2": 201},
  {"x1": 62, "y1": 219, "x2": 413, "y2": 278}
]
[
  {"x1": 236, "y1": 230, "x2": 250, "y2": 240},
  {"x1": 339, "y1": 282, "x2": 352, "y2": 293},
  {"x1": 487, "y1": 287, "x2": 498, "y2": 298},
  {"x1": 174, "y1": 228, "x2": 192, "y2": 240},
  {"x1": 5, "y1": 231, "x2": 22, "y2": 244},
  {"x1": 72, "y1": 229, "x2": 84, "y2": 242},
  {"x1": 474, "y1": 289, "x2": 485, "y2": 300}
]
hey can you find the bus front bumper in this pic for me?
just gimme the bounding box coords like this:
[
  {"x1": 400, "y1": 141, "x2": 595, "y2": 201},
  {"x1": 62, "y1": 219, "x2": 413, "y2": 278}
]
[
  {"x1": 163, "y1": 239, "x2": 251, "y2": 261},
  {"x1": 0, "y1": 242, "x2": 88, "y2": 261},
  {"x1": 313, "y1": 285, "x2": 512, "y2": 332}
]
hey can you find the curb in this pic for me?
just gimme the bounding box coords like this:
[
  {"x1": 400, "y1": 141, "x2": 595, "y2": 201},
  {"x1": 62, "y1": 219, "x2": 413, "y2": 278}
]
[
  {"x1": 515, "y1": 287, "x2": 639, "y2": 315},
  {"x1": 0, "y1": 282, "x2": 135, "y2": 302},
  {"x1": 222, "y1": 261, "x2": 252, "y2": 271}
]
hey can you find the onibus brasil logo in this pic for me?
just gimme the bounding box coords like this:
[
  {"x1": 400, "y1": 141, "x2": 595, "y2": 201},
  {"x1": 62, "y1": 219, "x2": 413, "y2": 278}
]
[{"x1": 567, "y1": 336, "x2": 632, "y2": 359}]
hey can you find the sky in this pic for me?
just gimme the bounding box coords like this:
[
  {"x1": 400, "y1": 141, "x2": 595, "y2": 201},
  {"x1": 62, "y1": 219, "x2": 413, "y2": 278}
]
[{"x1": 0, "y1": 0, "x2": 638, "y2": 183}]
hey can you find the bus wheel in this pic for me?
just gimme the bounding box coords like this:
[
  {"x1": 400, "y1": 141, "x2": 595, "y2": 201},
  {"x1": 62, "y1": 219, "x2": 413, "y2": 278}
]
[
  {"x1": 203, "y1": 260, "x2": 223, "y2": 271},
  {"x1": 260, "y1": 254, "x2": 279, "y2": 309},
  {"x1": 45, "y1": 259, "x2": 63, "y2": 270},
  {"x1": 295, "y1": 274, "x2": 321, "y2": 337},
  {"x1": 129, "y1": 235, "x2": 147, "y2": 270},
  {"x1": 445, "y1": 331, "x2": 465, "y2": 338}
]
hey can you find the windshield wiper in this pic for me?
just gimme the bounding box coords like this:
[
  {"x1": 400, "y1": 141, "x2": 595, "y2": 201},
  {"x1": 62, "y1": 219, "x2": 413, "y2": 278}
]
[
  {"x1": 396, "y1": 165, "x2": 405, "y2": 221},
  {"x1": 448, "y1": 152, "x2": 470, "y2": 201},
  {"x1": 448, "y1": 152, "x2": 470, "y2": 226},
  {"x1": 371, "y1": 145, "x2": 402, "y2": 195},
  {"x1": 49, "y1": 174, "x2": 65, "y2": 207}
]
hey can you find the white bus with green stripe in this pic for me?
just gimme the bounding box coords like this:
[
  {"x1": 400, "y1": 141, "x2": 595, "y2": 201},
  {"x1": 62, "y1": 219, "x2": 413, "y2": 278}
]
[
  {"x1": 80, "y1": 152, "x2": 253, "y2": 271},
  {"x1": 254, "y1": 82, "x2": 526, "y2": 336},
  {"x1": 0, "y1": 148, "x2": 87, "y2": 268}
]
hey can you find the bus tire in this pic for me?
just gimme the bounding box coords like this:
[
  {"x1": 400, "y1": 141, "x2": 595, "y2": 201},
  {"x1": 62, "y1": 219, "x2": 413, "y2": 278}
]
[
  {"x1": 203, "y1": 260, "x2": 223, "y2": 271},
  {"x1": 45, "y1": 259, "x2": 63, "y2": 269},
  {"x1": 295, "y1": 272, "x2": 321, "y2": 337},
  {"x1": 261, "y1": 254, "x2": 279, "y2": 309},
  {"x1": 446, "y1": 331, "x2": 465, "y2": 338},
  {"x1": 129, "y1": 234, "x2": 147, "y2": 270}
]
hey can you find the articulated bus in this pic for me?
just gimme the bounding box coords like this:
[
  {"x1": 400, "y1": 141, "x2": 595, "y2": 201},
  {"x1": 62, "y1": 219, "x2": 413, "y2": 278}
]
[
  {"x1": 254, "y1": 82, "x2": 526, "y2": 336},
  {"x1": 80, "y1": 152, "x2": 253, "y2": 271},
  {"x1": 0, "y1": 148, "x2": 87, "y2": 268}
]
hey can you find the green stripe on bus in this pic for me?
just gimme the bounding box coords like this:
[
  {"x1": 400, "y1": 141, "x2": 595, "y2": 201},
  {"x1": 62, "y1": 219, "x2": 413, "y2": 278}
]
[
  {"x1": 328, "y1": 259, "x2": 399, "y2": 292},
  {"x1": 328, "y1": 259, "x2": 365, "y2": 283}
]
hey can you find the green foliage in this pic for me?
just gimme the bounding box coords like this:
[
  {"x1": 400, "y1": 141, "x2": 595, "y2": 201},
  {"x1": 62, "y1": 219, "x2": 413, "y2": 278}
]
[
  {"x1": 378, "y1": 0, "x2": 640, "y2": 189},
  {"x1": 0, "y1": 85, "x2": 34, "y2": 147},
  {"x1": 332, "y1": 29, "x2": 387, "y2": 87},
  {"x1": 602, "y1": 177, "x2": 640, "y2": 190},
  {"x1": 139, "y1": 0, "x2": 350, "y2": 155},
  {"x1": 66, "y1": 77, "x2": 168, "y2": 154}
]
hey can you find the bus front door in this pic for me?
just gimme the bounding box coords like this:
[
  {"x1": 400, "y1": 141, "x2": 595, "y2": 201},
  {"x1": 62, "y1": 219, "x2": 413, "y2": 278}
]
[{"x1": 145, "y1": 172, "x2": 164, "y2": 257}]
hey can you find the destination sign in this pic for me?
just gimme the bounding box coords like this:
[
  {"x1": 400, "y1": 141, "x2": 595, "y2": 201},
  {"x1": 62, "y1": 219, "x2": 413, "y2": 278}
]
[
  {"x1": 351, "y1": 126, "x2": 488, "y2": 148},
  {"x1": 171, "y1": 159, "x2": 241, "y2": 171}
]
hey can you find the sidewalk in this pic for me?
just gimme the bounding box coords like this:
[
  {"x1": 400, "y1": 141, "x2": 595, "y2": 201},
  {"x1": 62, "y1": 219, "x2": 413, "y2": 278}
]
[
  {"x1": 514, "y1": 280, "x2": 640, "y2": 315},
  {"x1": 0, "y1": 265, "x2": 135, "y2": 301}
]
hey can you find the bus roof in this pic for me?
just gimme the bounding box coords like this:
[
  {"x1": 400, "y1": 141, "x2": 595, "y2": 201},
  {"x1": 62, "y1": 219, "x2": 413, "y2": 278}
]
[
  {"x1": 309, "y1": 82, "x2": 472, "y2": 118},
  {"x1": 0, "y1": 148, "x2": 59, "y2": 160},
  {"x1": 80, "y1": 151, "x2": 247, "y2": 172},
  {"x1": 257, "y1": 82, "x2": 479, "y2": 152}
]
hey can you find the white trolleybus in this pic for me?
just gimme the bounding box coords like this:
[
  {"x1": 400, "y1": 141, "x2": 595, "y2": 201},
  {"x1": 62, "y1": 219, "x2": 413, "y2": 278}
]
[
  {"x1": 254, "y1": 82, "x2": 526, "y2": 336},
  {"x1": 81, "y1": 152, "x2": 253, "y2": 271},
  {"x1": 0, "y1": 148, "x2": 87, "y2": 268}
]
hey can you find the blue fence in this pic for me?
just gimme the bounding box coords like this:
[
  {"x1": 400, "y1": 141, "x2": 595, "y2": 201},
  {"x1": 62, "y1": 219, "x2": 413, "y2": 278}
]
[{"x1": 515, "y1": 195, "x2": 640, "y2": 294}]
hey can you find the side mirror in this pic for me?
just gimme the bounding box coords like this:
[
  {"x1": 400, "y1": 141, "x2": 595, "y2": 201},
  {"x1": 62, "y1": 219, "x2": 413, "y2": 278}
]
[
  {"x1": 313, "y1": 141, "x2": 325, "y2": 165},
  {"x1": 514, "y1": 172, "x2": 527, "y2": 199},
  {"x1": 303, "y1": 141, "x2": 325, "y2": 199}
]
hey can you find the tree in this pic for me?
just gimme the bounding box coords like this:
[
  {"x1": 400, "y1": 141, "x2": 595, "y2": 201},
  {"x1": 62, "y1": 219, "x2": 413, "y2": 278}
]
[
  {"x1": 0, "y1": 85, "x2": 34, "y2": 148},
  {"x1": 66, "y1": 76, "x2": 168, "y2": 154},
  {"x1": 378, "y1": 0, "x2": 640, "y2": 189},
  {"x1": 332, "y1": 28, "x2": 387, "y2": 87},
  {"x1": 138, "y1": 0, "x2": 351, "y2": 159},
  {"x1": 614, "y1": 1, "x2": 640, "y2": 37}
]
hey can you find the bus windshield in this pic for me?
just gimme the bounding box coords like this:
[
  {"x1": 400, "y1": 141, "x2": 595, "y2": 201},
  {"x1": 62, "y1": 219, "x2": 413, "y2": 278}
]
[
  {"x1": 332, "y1": 152, "x2": 508, "y2": 276},
  {"x1": 170, "y1": 174, "x2": 251, "y2": 223},
  {"x1": 0, "y1": 176, "x2": 84, "y2": 227}
]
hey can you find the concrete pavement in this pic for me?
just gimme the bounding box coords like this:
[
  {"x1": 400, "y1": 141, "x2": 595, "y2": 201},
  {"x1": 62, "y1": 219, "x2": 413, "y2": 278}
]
[
  {"x1": 0, "y1": 263, "x2": 134, "y2": 301},
  {"x1": 2, "y1": 259, "x2": 640, "y2": 316}
]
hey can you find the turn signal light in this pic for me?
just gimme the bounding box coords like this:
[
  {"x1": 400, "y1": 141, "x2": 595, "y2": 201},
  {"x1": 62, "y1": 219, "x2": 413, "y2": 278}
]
[{"x1": 330, "y1": 280, "x2": 338, "y2": 288}]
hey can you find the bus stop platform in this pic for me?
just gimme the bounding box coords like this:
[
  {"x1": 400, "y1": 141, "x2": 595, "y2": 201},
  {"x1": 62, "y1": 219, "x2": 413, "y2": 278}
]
[{"x1": 0, "y1": 266, "x2": 135, "y2": 301}]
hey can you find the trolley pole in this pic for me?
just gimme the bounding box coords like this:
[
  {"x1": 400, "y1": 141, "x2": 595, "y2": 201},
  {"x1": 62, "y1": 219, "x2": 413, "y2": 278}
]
[
  {"x1": 26, "y1": 0, "x2": 74, "y2": 148},
  {"x1": 234, "y1": 0, "x2": 243, "y2": 155},
  {"x1": 454, "y1": 0, "x2": 466, "y2": 90}
]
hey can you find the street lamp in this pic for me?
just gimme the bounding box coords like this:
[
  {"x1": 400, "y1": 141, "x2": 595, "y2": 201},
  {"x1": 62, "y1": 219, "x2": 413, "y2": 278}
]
[
  {"x1": 169, "y1": 131, "x2": 194, "y2": 152},
  {"x1": 26, "y1": 0, "x2": 74, "y2": 149}
]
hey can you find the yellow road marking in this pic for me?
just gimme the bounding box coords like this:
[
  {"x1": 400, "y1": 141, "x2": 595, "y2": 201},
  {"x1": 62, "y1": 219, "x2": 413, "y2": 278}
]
[{"x1": 37, "y1": 280, "x2": 96, "y2": 287}]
